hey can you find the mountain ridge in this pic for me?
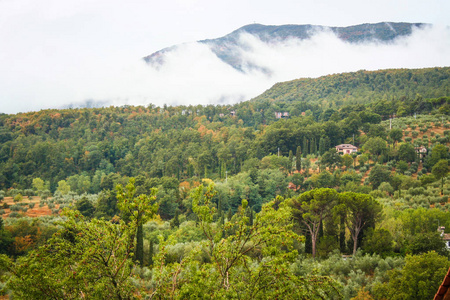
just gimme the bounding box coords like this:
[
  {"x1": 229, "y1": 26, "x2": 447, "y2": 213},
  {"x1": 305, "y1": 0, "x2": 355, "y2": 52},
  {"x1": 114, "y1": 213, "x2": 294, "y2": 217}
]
[{"x1": 144, "y1": 22, "x2": 427, "y2": 71}]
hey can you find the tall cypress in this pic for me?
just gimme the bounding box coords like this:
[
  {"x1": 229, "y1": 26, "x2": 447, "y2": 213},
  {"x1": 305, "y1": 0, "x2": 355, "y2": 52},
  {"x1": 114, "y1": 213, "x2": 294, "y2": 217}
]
[
  {"x1": 148, "y1": 239, "x2": 154, "y2": 266},
  {"x1": 302, "y1": 138, "x2": 309, "y2": 157},
  {"x1": 340, "y1": 212, "x2": 346, "y2": 253},
  {"x1": 310, "y1": 138, "x2": 315, "y2": 155},
  {"x1": 319, "y1": 137, "x2": 326, "y2": 155},
  {"x1": 288, "y1": 150, "x2": 294, "y2": 172},
  {"x1": 135, "y1": 224, "x2": 144, "y2": 266},
  {"x1": 296, "y1": 146, "x2": 302, "y2": 172}
]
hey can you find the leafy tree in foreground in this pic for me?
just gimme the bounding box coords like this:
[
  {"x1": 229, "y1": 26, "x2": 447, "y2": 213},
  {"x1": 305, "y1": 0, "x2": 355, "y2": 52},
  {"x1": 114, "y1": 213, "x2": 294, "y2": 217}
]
[
  {"x1": 1, "y1": 179, "x2": 159, "y2": 299},
  {"x1": 1, "y1": 210, "x2": 141, "y2": 299},
  {"x1": 150, "y1": 184, "x2": 341, "y2": 299},
  {"x1": 373, "y1": 251, "x2": 450, "y2": 300}
]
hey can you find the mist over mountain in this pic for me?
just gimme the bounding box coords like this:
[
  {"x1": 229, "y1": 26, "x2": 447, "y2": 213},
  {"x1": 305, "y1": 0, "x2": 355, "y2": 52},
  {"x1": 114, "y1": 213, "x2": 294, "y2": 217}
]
[
  {"x1": 144, "y1": 22, "x2": 426, "y2": 72},
  {"x1": 2, "y1": 22, "x2": 449, "y2": 114}
]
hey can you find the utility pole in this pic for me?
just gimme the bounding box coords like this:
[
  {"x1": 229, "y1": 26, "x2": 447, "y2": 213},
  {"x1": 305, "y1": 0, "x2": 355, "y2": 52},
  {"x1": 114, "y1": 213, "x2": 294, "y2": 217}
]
[
  {"x1": 225, "y1": 171, "x2": 228, "y2": 183},
  {"x1": 278, "y1": 147, "x2": 280, "y2": 157}
]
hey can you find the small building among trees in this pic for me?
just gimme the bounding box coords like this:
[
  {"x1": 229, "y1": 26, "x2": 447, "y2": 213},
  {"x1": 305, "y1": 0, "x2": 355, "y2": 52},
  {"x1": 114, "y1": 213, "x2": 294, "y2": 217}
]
[
  {"x1": 438, "y1": 226, "x2": 450, "y2": 249},
  {"x1": 335, "y1": 144, "x2": 358, "y2": 155}
]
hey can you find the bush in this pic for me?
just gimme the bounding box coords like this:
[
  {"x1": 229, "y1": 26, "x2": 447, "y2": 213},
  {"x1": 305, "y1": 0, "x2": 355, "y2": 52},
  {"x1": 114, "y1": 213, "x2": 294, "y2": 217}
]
[
  {"x1": 10, "y1": 205, "x2": 21, "y2": 211},
  {"x1": 404, "y1": 137, "x2": 412, "y2": 142},
  {"x1": 14, "y1": 193, "x2": 23, "y2": 202},
  {"x1": 28, "y1": 203, "x2": 35, "y2": 209},
  {"x1": 8, "y1": 212, "x2": 21, "y2": 218}
]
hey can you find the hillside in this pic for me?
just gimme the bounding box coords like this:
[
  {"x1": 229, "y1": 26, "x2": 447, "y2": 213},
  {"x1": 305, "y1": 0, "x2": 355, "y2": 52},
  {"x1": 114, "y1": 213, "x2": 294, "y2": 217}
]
[
  {"x1": 144, "y1": 22, "x2": 426, "y2": 71},
  {"x1": 2, "y1": 67, "x2": 450, "y2": 300}
]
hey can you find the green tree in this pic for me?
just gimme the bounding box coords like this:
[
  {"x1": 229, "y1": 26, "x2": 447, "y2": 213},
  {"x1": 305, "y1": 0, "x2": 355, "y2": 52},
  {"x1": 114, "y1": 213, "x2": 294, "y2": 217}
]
[
  {"x1": 116, "y1": 178, "x2": 158, "y2": 266},
  {"x1": 373, "y1": 251, "x2": 450, "y2": 300},
  {"x1": 32, "y1": 177, "x2": 45, "y2": 192},
  {"x1": 362, "y1": 228, "x2": 394, "y2": 257},
  {"x1": 0, "y1": 218, "x2": 13, "y2": 255},
  {"x1": 342, "y1": 154, "x2": 353, "y2": 170},
  {"x1": 426, "y1": 144, "x2": 448, "y2": 168},
  {"x1": 389, "y1": 128, "x2": 403, "y2": 145},
  {"x1": 291, "y1": 188, "x2": 338, "y2": 258},
  {"x1": 432, "y1": 159, "x2": 449, "y2": 195},
  {"x1": 396, "y1": 160, "x2": 409, "y2": 174},
  {"x1": 320, "y1": 149, "x2": 342, "y2": 171},
  {"x1": 57, "y1": 180, "x2": 71, "y2": 195},
  {"x1": 398, "y1": 143, "x2": 416, "y2": 163},
  {"x1": 363, "y1": 137, "x2": 387, "y2": 162},
  {"x1": 14, "y1": 193, "x2": 23, "y2": 203},
  {"x1": 75, "y1": 197, "x2": 95, "y2": 218},
  {"x1": 368, "y1": 164, "x2": 391, "y2": 189},
  {"x1": 407, "y1": 231, "x2": 449, "y2": 256},
  {"x1": 151, "y1": 184, "x2": 341, "y2": 298},
  {"x1": 1, "y1": 209, "x2": 144, "y2": 299},
  {"x1": 340, "y1": 192, "x2": 382, "y2": 255}
]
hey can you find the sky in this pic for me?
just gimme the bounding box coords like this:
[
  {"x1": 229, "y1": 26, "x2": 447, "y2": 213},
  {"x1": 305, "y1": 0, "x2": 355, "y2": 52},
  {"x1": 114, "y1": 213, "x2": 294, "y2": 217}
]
[{"x1": 0, "y1": 0, "x2": 449, "y2": 114}]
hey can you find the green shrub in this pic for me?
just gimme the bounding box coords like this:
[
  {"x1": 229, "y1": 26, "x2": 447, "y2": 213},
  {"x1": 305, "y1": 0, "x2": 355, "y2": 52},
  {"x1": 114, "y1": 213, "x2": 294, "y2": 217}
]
[
  {"x1": 411, "y1": 131, "x2": 419, "y2": 138},
  {"x1": 8, "y1": 212, "x2": 21, "y2": 218},
  {"x1": 10, "y1": 205, "x2": 21, "y2": 211},
  {"x1": 14, "y1": 193, "x2": 23, "y2": 202}
]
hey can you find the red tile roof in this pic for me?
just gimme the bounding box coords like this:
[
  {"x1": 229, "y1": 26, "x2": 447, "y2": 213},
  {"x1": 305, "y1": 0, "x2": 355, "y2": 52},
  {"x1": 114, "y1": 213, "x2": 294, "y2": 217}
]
[{"x1": 435, "y1": 267, "x2": 450, "y2": 300}]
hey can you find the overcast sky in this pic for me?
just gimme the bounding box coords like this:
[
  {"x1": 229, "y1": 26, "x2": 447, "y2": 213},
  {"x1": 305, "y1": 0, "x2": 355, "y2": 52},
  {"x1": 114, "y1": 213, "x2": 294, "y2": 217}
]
[{"x1": 1, "y1": 0, "x2": 449, "y2": 114}]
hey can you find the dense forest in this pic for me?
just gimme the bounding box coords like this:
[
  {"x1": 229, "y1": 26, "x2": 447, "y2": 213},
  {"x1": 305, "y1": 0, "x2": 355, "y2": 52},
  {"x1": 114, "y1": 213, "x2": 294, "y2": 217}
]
[{"x1": 0, "y1": 67, "x2": 450, "y2": 299}]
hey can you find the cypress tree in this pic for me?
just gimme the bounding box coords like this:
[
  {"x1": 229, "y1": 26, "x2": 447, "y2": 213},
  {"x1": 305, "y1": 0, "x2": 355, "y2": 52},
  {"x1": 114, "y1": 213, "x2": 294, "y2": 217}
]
[
  {"x1": 340, "y1": 212, "x2": 346, "y2": 253},
  {"x1": 227, "y1": 208, "x2": 233, "y2": 221},
  {"x1": 310, "y1": 138, "x2": 316, "y2": 155},
  {"x1": 148, "y1": 239, "x2": 154, "y2": 266},
  {"x1": 172, "y1": 209, "x2": 180, "y2": 228},
  {"x1": 302, "y1": 138, "x2": 308, "y2": 157},
  {"x1": 289, "y1": 150, "x2": 294, "y2": 172},
  {"x1": 319, "y1": 137, "x2": 325, "y2": 155},
  {"x1": 136, "y1": 224, "x2": 144, "y2": 266},
  {"x1": 296, "y1": 146, "x2": 302, "y2": 171}
]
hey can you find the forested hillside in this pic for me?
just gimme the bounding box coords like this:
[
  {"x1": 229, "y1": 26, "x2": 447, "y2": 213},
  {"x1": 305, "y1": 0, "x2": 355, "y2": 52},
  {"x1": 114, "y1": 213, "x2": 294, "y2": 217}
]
[{"x1": 1, "y1": 67, "x2": 450, "y2": 299}]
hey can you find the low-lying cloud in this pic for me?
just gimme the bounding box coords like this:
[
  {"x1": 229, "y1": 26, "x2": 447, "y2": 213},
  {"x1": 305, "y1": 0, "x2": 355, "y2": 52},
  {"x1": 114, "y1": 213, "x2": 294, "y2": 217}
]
[{"x1": 1, "y1": 25, "x2": 449, "y2": 114}]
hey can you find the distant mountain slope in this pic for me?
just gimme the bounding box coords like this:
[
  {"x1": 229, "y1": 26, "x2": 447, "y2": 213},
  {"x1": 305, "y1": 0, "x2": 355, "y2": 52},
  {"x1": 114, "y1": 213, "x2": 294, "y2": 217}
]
[
  {"x1": 226, "y1": 67, "x2": 450, "y2": 126},
  {"x1": 250, "y1": 67, "x2": 450, "y2": 106},
  {"x1": 144, "y1": 22, "x2": 426, "y2": 71}
]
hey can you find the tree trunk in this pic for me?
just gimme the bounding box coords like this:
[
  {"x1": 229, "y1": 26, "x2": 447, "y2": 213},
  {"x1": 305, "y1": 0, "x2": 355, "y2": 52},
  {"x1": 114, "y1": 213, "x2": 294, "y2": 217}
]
[
  {"x1": 312, "y1": 237, "x2": 317, "y2": 259},
  {"x1": 352, "y1": 235, "x2": 358, "y2": 256},
  {"x1": 135, "y1": 223, "x2": 144, "y2": 266}
]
